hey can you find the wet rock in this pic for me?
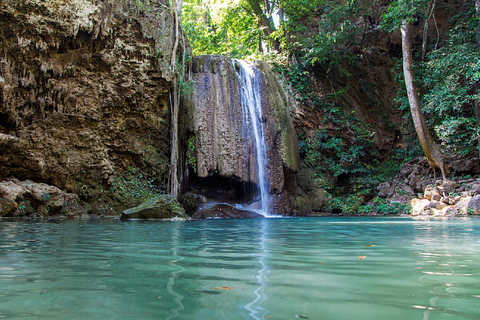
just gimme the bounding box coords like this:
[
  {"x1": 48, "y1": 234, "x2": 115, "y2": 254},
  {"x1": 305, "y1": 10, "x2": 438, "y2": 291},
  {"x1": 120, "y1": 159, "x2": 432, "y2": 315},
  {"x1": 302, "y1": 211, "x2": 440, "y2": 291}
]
[
  {"x1": 180, "y1": 192, "x2": 208, "y2": 215},
  {"x1": 184, "y1": 56, "x2": 299, "y2": 214},
  {"x1": 191, "y1": 204, "x2": 263, "y2": 219},
  {"x1": 0, "y1": 198, "x2": 17, "y2": 216},
  {"x1": 121, "y1": 195, "x2": 186, "y2": 220},
  {"x1": 271, "y1": 192, "x2": 293, "y2": 215}
]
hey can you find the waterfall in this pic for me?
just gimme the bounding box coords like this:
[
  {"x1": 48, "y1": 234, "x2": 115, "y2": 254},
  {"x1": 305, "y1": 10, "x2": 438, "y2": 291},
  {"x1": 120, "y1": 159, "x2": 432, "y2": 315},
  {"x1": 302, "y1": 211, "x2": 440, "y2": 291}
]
[{"x1": 233, "y1": 59, "x2": 271, "y2": 217}]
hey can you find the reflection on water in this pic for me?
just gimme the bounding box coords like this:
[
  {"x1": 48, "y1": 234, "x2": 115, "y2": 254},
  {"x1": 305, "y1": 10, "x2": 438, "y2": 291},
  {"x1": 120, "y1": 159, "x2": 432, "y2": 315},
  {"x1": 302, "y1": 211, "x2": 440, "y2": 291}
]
[
  {"x1": 1, "y1": 217, "x2": 480, "y2": 319},
  {"x1": 166, "y1": 222, "x2": 185, "y2": 320},
  {"x1": 244, "y1": 219, "x2": 269, "y2": 319}
]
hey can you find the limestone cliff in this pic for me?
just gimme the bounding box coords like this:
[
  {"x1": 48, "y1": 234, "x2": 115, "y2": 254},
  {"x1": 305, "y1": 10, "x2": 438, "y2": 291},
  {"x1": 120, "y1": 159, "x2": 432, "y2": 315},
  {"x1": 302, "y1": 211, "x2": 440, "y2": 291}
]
[
  {"x1": 0, "y1": 0, "x2": 189, "y2": 216},
  {"x1": 183, "y1": 55, "x2": 299, "y2": 214}
]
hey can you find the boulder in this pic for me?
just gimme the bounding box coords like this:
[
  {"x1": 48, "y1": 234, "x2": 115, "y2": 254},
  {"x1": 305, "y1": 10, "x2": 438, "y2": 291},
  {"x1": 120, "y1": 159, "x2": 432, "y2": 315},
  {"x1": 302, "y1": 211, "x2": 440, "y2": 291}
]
[
  {"x1": 0, "y1": 178, "x2": 81, "y2": 216},
  {"x1": 424, "y1": 185, "x2": 442, "y2": 201},
  {"x1": 400, "y1": 184, "x2": 415, "y2": 196},
  {"x1": 121, "y1": 195, "x2": 187, "y2": 220},
  {"x1": 411, "y1": 198, "x2": 431, "y2": 215},
  {"x1": 441, "y1": 180, "x2": 458, "y2": 194},
  {"x1": 289, "y1": 195, "x2": 311, "y2": 213},
  {"x1": 455, "y1": 195, "x2": 480, "y2": 215},
  {"x1": 418, "y1": 180, "x2": 434, "y2": 193},
  {"x1": 180, "y1": 192, "x2": 208, "y2": 215},
  {"x1": 377, "y1": 182, "x2": 391, "y2": 198},
  {"x1": 0, "y1": 198, "x2": 17, "y2": 216},
  {"x1": 453, "y1": 157, "x2": 478, "y2": 174},
  {"x1": 429, "y1": 200, "x2": 448, "y2": 211},
  {"x1": 191, "y1": 203, "x2": 263, "y2": 219}
]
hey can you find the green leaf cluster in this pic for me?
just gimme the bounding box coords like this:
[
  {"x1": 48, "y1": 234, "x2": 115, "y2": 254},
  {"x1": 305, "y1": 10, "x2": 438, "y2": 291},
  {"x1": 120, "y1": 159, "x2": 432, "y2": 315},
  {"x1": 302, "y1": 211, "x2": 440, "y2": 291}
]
[{"x1": 182, "y1": 0, "x2": 262, "y2": 58}]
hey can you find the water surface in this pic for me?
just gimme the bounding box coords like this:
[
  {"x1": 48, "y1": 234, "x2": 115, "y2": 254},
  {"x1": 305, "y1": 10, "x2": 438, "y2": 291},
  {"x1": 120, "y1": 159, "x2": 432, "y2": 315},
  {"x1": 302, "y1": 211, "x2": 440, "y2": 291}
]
[{"x1": 1, "y1": 217, "x2": 480, "y2": 319}]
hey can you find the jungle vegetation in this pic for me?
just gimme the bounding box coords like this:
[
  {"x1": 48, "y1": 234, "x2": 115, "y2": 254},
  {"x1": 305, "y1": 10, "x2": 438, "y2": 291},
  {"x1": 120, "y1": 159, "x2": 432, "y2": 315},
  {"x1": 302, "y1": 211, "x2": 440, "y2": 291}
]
[{"x1": 181, "y1": 0, "x2": 480, "y2": 213}]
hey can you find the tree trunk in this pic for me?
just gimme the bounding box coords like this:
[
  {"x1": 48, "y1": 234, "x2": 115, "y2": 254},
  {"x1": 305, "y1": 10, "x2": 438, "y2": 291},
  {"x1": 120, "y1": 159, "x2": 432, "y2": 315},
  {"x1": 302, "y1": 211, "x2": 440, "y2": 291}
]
[
  {"x1": 402, "y1": 21, "x2": 447, "y2": 180},
  {"x1": 245, "y1": 0, "x2": 279, "y2": 51},
  {"x1": 476, "y1": 0, "x2": 480, "y2": 48},
  {"x1": 170, "y1": 0, "x2": 182, "y2": 199},
  {"x1": 475, "y1": 0, "x2": 480, "y2": 136}
]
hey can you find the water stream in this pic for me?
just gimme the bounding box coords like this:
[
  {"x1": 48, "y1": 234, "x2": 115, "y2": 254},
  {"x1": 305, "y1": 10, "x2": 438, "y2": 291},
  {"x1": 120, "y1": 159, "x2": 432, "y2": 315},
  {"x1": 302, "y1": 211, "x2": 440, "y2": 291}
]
[{"x1": 233, "y1": 59, "x2": 270, "y2": 216}]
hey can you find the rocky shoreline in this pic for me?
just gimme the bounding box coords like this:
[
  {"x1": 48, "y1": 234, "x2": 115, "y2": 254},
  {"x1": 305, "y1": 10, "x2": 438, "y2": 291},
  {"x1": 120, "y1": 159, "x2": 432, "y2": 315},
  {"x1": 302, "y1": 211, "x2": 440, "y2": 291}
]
[{"x1": 2, "y1": 174, "x2": 480, "y2": 220}]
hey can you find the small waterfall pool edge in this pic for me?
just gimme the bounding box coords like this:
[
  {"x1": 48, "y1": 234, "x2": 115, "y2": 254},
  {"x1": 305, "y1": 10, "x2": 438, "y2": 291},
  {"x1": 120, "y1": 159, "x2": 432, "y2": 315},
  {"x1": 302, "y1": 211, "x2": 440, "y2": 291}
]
[{"x1": 1, "y1": 216, "x2": 480, "y2": 320}]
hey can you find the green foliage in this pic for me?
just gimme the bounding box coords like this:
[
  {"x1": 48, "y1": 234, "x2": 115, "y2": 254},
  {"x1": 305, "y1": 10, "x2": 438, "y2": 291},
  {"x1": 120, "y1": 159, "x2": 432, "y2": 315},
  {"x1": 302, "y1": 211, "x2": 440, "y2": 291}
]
[
  {"x1": 330, "y1": 195, "x2": 410, "y2": 215},
  {"x1": 110, "y1": 166, "x2": 163, "y2": 206},
  {"x1": 387, "y1": 2, "x2": 480, "y2": 156},
  {"x1": 182, "y1": 0, "x2": 262, "y2": 57},
  {"x1": 381, "y1": 0, "x2": 431, "y2": 32},
  {"x1": 186, "y1": 135, "x2": 197, "y2": 171},
  {"x1": 421, "y1": 41, "x2": 480, "y2": 155},
  {"x1": 369, "y1": 197, "x2": 410, "y2": 214}
]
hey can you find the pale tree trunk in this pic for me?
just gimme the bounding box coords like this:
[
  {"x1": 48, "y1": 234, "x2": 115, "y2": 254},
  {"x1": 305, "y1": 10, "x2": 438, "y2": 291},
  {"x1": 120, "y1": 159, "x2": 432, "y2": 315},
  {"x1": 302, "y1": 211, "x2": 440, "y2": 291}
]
[
  {"x1": 475, "y1": 0, "x2": 480, "y2": 132},
  {"x1": 169, "y1": 0, "x2": 183, "y2": 199},
  {"x1": 402, "y1": 21, "x2": 447, "y2": 180},
  {"x1": 476, "y1": 0, "x2": 480, "y2": 48}
]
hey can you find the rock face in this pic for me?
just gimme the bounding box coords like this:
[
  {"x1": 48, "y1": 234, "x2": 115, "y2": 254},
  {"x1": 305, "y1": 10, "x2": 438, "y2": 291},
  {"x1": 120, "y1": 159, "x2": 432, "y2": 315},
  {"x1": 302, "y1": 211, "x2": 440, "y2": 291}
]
[
  {"x1": 183, "y1": 55, "x2": 299, "y2": 214},
  {"x1": 0, "y1": 0, "x2": 188, "y2": 215}
]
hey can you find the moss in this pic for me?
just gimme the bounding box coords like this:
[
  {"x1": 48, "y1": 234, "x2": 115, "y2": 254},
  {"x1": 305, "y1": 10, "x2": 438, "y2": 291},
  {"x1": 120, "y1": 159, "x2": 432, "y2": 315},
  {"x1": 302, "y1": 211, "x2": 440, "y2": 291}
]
[
  {"x1": 186, "y1": 135, "x2": 197, "y2": 172},
  {"x1": 110, "y1": 166, "x2": 162, "y2": 207},
  {"x1": 121, "y1": 194, "x2": 186, "y2": 220},
  {"x1": 255, "y1": 61, "x2": 300, "y2": 172}
]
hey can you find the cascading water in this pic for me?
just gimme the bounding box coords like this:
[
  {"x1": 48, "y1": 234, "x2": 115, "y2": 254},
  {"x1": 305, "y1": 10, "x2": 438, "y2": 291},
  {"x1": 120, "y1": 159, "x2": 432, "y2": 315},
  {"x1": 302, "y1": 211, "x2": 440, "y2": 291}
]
[{"x1": 233, "y1": 59, "x2": 271, "y2": 217}]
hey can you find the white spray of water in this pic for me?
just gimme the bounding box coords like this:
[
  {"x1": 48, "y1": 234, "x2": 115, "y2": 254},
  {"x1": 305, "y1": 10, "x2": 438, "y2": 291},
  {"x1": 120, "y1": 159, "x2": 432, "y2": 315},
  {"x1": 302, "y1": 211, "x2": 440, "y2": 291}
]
[{"x1": 233, "y1": 59, "x2": 271, "y2": 217}]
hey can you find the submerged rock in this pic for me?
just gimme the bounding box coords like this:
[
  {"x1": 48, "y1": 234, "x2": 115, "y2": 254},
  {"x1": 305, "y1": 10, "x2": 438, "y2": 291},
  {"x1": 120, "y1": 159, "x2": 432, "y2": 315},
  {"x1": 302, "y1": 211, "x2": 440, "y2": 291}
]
[
  {"x1": 121, "y1": 195, "x2": 186, "y2": 220},
  {"x1": 191, "y1": 204, "x2": 263, "y2": 219}
]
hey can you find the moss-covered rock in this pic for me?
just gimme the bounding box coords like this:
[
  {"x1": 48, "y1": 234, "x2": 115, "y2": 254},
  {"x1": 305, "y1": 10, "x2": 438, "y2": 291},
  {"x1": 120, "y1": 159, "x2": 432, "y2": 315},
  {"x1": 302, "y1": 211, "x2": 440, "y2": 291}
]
[
  {"x1": 121, "y1": 195, "x2": 187, "y2": 220},
  {"x1": 254, "y1": 61, "x2": 300, "y2": 173}
]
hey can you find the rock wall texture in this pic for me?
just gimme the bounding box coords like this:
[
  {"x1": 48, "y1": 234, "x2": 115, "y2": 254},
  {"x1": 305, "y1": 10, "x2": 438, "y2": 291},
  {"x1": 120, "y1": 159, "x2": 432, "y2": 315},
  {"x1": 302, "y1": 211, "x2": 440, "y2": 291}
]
[
  {"x1": 183, "y1": 55, "x2": 299, "y2": 214},
  {"x1": 0, "y1": 0, "x2": 189, "y2": 216}
]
